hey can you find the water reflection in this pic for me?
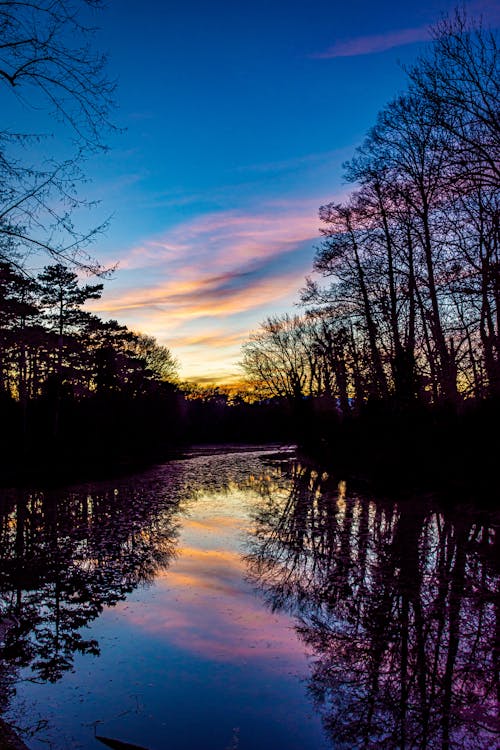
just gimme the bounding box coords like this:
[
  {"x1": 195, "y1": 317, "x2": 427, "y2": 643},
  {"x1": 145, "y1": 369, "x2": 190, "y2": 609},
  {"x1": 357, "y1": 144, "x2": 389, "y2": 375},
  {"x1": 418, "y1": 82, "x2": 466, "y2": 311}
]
[
  {"x1": 247, "y1": 462, "x2": 499, "y2": 750},
  {"x1": 0, "y1": 475, "x2": 179, "y2": 691},
  {"x1": 0, "y1": 451, "x2": 497, "y2": 750},
  {"x1": 1, "y1": 450, "x2": 328, "y2": 750}
]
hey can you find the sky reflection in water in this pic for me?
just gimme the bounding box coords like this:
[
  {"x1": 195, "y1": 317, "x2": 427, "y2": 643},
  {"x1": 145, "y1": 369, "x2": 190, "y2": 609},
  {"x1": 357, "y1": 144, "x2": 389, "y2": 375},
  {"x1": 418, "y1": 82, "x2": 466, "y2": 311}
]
[{"x1": 6, "y1": 449, "x2": 328, "y2": 750}]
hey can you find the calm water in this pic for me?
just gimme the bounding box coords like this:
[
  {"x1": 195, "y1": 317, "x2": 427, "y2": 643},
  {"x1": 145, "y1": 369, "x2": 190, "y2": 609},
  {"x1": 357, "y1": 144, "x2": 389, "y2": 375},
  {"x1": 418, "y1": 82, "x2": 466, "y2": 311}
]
[{"x1": 0, "y1": 447, "x2": 498, "y2": 750}]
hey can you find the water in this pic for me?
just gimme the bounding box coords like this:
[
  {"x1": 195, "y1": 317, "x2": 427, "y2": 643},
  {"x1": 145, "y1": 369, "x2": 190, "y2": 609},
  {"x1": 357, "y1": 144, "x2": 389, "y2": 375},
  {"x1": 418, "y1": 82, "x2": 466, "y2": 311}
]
[{"x1": 0, "y1": 447, "x2": 498, "y2": 749}]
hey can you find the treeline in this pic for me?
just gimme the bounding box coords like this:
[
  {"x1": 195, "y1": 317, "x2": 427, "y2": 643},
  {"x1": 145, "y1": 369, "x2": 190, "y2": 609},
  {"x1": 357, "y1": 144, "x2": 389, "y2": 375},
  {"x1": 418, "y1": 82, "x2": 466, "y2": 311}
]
[
  {"x1": 242, "y1": 12, "x2": 499, "y2": 483},
  {"x1": 0, "y1": 261, "x2": 179, "y2": 400},
  {"x1": 0, "y1": 1, "x2": 297, "y2": 484},
  {"x1": 0, "y1": 259, "x2": 295, "y2": 482},
  {"x1": 0, "y1": 260, "x2": 189, "y2": 480}
]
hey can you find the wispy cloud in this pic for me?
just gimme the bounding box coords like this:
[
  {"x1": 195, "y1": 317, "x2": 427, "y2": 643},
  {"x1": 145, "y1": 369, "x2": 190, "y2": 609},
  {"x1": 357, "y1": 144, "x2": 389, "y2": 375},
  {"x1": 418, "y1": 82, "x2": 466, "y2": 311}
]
[
  {"x1": 168, "y1": 330, "x2": 249, "y2": 350},
  {"x1": 92, "y1": 265, "x2": 308, "y2": 327},
  {"x1": 312, "y1": 25, "x2": 431, "y2": 59},
  {"x1": 313, "y1": 0, "x2": 500, "y2": 60},
  {"x1": 233, "y1": 148, "x2": 345, "y2": 175},
  {"x1": 89, "y1": 200, "x2": 326, "y2": 381},
  {"x1": 99, "y1": 205, "x2": 320, "y2": 293},
  {"x1": 114, "y1": 206, "x2": 319, "y2": 273}
]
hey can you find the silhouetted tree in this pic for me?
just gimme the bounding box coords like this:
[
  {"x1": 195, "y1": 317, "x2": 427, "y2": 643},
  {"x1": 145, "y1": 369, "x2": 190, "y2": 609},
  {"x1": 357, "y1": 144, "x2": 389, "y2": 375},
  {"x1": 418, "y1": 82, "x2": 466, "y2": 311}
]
[
  {"x1": 128, "y1": 333, "x2": 179, "y2": 383},
  {"x1": 242, "y1": 314, "x2": 316, "y2": 402},
  {"x1": 245, "y1": 10, "x2": 498, "y2": 416},
  {"x1": 0, "y1": 0, "x2": 115, "y2": 271},
  {"x1": 38, "y1": 263, "x2": 102, "y2": 377}
]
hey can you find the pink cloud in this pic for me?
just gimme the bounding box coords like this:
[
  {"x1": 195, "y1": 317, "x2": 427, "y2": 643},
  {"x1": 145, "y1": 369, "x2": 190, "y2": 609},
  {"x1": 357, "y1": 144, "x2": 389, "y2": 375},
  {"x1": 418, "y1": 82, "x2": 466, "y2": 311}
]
[
  {"x1": 91, "y1": 267, "x2": 307, "y2": 322},
  {"x1": 313, "y1": 1, "x2": 500, "y2": 60},
  {"x1": 86, "y1": 197, "x2": 341, "y2": 381},
  {"x1": 86, "y1": 202, "x2": 324, "y2": 377},
  {"x1": 115, "y1": 205, "x2": 319, "y2": 273},
  {"x1": 313, "y1": 26, "x2": 431, "y2": 59}
]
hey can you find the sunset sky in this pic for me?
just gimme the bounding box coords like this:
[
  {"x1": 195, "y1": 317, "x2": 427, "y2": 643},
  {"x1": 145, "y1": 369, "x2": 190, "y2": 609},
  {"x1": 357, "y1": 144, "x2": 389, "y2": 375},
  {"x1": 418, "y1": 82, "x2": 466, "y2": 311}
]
[{"x1": 18, "y1": 0, "x2": 500, "y2": 384}]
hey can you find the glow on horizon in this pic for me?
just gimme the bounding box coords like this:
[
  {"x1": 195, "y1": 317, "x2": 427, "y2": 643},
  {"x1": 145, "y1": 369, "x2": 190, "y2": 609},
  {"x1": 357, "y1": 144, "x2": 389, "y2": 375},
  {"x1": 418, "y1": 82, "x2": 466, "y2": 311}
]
[{"x1": 88, "y1": 200, "x2": 327, "y2": 383}]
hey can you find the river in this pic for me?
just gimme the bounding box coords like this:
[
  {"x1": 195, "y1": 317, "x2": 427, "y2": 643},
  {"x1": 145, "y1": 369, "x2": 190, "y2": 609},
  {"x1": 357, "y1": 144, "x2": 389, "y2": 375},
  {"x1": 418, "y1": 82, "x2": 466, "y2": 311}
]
[{"x1": 0, "y1": 446, "x2": 497, "y2": 749}]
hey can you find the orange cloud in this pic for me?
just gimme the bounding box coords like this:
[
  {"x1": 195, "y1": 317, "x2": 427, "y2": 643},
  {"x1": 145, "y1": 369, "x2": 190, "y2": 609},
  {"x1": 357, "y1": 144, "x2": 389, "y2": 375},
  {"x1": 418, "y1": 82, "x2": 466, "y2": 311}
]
[
  {"x1": 167, "y1": 330, "x2": 247, "y2": 351},
  {"x1": 91, "y1": 267, "x2": 306, "y2": 321},
  {"x1": 87, "y1": 198, "x2": 338, "y2": 382}
]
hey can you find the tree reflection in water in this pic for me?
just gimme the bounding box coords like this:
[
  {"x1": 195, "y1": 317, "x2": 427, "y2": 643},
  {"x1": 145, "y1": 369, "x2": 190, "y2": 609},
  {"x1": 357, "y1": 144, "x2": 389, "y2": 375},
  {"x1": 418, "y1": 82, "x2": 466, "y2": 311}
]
[
  {"x1": 247, "y1": 461, "x2": 499, "y2": 750},
  {"x1": 0, "y1": 475, "x2": 180, "y2": 695}
]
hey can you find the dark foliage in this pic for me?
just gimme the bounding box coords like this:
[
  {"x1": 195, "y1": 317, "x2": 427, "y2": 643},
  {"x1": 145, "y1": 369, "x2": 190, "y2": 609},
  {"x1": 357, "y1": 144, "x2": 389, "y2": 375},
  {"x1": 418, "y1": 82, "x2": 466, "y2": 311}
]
[{"x1": 247, "y1": 459, "x2": 499, "y2": 749}]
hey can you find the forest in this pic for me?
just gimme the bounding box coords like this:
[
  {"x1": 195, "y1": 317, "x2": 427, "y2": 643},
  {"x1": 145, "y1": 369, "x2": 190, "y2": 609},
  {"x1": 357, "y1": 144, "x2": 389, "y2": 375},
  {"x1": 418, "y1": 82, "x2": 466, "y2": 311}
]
[
  {"x1": 242, "y1": 12, "x2": 499, "y2": 489},
  {"x1": 0, "y1": 4, "x2": 498, "y2": 490}
]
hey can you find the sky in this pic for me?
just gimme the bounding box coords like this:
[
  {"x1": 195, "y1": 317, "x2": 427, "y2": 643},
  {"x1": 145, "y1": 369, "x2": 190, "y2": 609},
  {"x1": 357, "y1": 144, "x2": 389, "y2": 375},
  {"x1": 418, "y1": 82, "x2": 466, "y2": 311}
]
[{"x1": 10, "y1": 0, "x2": 500, "y2": 384}]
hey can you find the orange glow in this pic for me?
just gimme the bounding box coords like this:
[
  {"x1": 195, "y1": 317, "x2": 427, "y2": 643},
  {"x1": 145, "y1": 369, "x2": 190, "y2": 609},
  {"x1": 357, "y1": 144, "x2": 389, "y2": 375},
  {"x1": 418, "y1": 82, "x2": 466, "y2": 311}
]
[
  {"x1": 182, "y1": 516, "x2": 245, "y2": 532},
  {"x1": 85, "y1": 200, "x2": 332, "y2": 382},
  {"x1": 89, "y1": 267, "x2": 308, "y2": 320}
]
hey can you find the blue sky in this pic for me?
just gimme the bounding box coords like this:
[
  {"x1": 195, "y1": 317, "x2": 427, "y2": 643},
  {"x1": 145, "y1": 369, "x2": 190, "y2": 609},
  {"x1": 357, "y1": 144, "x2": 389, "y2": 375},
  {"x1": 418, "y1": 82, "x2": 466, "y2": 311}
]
[{"x1": 10, "y1": 0, "x2": 500, "y2": 383}]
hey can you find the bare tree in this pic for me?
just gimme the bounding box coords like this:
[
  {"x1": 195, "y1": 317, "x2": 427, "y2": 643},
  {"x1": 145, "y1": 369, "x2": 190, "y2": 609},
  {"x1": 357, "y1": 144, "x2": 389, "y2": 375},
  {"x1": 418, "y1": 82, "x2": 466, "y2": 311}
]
[
  {"x1": 128, "y1": 333, "x2": 179, "y2": 383},
  {"x1": 310, "y1": 199, "x2": 390, "y2": 399},
  {"x1": 241, "y1": 314, "x2": 314, "y2": 403},
  {"x1": 408, "y1": 9, "x2": 499, "y2": 189},
  {"x1": 242, "y1": 9, "x2": 498, "y2": 407},
  {"x1": 0, "y1": 0, "x2": 116, "y2": 272}
]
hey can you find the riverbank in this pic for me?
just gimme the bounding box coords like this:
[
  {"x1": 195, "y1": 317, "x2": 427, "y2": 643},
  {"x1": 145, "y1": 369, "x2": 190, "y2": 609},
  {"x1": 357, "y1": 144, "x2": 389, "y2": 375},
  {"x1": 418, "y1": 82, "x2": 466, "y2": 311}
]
[
  {"x1": 0, "y1": 442, "x2": 183, "y2": 489},
  {"x1": 2, "y1": 395, "x2": 497, "y2": 502},
  {"x1": 300, "y1": 397, "x2": 499, "y2": 502}
]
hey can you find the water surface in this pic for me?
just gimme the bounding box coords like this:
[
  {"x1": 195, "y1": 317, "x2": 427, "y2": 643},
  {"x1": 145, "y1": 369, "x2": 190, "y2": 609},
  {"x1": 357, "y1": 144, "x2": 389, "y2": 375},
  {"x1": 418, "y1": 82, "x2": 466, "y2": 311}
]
[{"x1": 0, "y1": 447, "x2": 497, "y2": 749}]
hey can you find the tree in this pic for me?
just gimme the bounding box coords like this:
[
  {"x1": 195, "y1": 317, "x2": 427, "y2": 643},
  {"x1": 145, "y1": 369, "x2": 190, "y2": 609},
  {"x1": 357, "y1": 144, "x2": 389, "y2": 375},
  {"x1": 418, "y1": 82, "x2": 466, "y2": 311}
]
[
  {"x1": 128, "y1": 333, "x2": 179, "y2": 383},
  {"x1": 38, "y1": 263, "x2": 102, "y2": 375},
  {"x1": 300, "y1": 12, "x2": 499, "y2": 405},
  {"x1": 407, "y1": 10, "x2": 500, "y2": 397},
  {"x1": 408, "y1": 9, "x2": 499, "y2": 190},
  {"x1": 0, "y1": 0, "x2": 115, "y2": 271},
  {"x1": 242, "y1": 314, "x2": 314, "y2": 403},
  {"x1": 312, "y1": 199, "x2": 390, "y2": 400},
  {"x1": 0, "y1": 261, "x2": 42, "y2": 406}
]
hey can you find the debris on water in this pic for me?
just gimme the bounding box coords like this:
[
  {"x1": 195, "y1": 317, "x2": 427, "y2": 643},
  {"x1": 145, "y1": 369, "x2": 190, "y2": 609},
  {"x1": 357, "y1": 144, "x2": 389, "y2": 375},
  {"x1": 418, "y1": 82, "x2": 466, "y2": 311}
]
[{"x1": 95, "y1": 736, "x2": 150, "y2": 750}]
